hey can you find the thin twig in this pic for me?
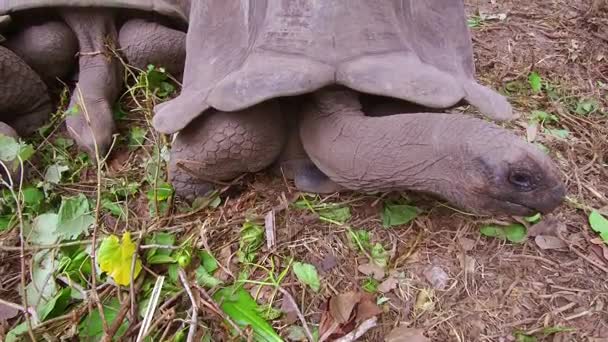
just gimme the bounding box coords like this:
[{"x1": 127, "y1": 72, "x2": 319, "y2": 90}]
[
  {"x1": 196, "y1": 285, "x2": 245, "y2": 338},
  {"x1": 278, "y1": 287, "x2": 314, "y2": 342},
  {"x1": 179, "y1": 270, "x2": 199, "y2": 342},
  {"x1": 75, "y1": 85, "x2": 110, "y2": 335},
  {"x1": 1, "y1": 159, "x2": 36, "y2": 341}
]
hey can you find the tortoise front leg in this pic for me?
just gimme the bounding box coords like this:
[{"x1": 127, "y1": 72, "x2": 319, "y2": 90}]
[
  {"x1": 0, "y1": 45, "x2": 52, "y2": 136},
  {"x1": 60, "y1": 9, "x2": 122, "y2": 158},
  {"x1": 119, "y1": 19, "x2": 186, "y2": 80},
  {"x1": 169, "y1": 101, "x2": 286, "y2": 200}
]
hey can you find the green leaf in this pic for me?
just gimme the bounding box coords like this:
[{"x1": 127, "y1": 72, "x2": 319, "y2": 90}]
[
  {"x1": 79, "y1": 297, "x2": 128, "y2": 340},
  {"x1": 18, "y1": 143, "x2": 34, "y2": 162},
  {"x1": 0, "y1": 134, "x2": 20, "y2": 161},
  {"x1": 382, "y1": 203, "x2": 419, "y2": 227},
  {"x1": 318, "y1": 206, "x2": 351, "y2": 223},
  {"x1": 39, "y1": 287, "x2": 71, "y2": 321},
  {"x1": 524, "y1": 213, "x2": 542, "y2": 223},
  {"x1": 546, "y1": 128, "x2": 570, "y2": 139},
  {"x1": 575, "y1": 99, "x2": 599, "y2": 115},
  {"x1": 102, "y1": 198, "x2": 125, "y2": 218},
  {"x1": 257, "y1": 305, "x2": 282, "y2": 320},
  {"x1": 200, "y1": 251, "x2": 219, "y2": 273},
  {"x1": 370, "y1": 242, "x2": 389, "y2": 268},
  {"x1": 528, "y1": 72, "x2": 542, "y2": 93},
  {"x1": 44, "y1": 163, "x2": 69, "y2": 184},
  {"x1": 25, "y1": 251, "x2": 58, "y2": 317},
  {"x1": 22, "y1": 187, "x2": 44, "y2": 213},
  {"x1": 98, "y1": 232, "x2": 142, "y2": 286},
  {"x1": 56, "y1": 194, "x2": 95, "y2": 240},
  {"x1": 480, "y1": 223, "x2": 527, "y2": 243},
  {"x1": 6, "y1": 322, "x2": 28, "y2": 342},
  {"x1": 54, "y1": 137, "x2": 74, "y2": 149},
  {"x1": 195, "y1": 266, "x2": 222, "y2": 288},
  {"x1": 362, "y1": 277, "x2": 379, "y2": 293},
  {"x1": 128, "y1": 126, "x2": 147, "y2": 149},
  {"x1": 348, "y1": 229, "x2": 372, "y2": 251},
  {"x1": 213, "y1": 286, "x2": 283, "y2": 342},
  {"x1": 293, "y1": 262, "x2": 321, "y2": 292},
  {"x1": 530, "y1": 110, "x2": 558, "y2": 124},
  {"x1": 589, "y1": 210, "x2": 608, "y2": 243},
  {"x1": 147, "y1": 254, "x2": 176, "y2": 264},
  {"x1": 514, "y1": 331, "x2": 537, "y2": 342},
  {"x1": 26, "y1": 213, "x2": 59, "y2": 245},
  {"x1": 146, "y1": 182, "x2": 173, "y2": 202},
  {"x1": 144, "y1": 232, "x2": 175, "y2": 262},
  {"x1": 58, "y1": 247, "x2": 91, "y2": 286},
  {"x1": 237, "y1": 220, "x2": 265, "y2": 263}
]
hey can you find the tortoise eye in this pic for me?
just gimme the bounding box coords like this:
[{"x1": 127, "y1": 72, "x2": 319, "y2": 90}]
[{"x1": 508, "y1": 170, "x2": 535, "y2": 190}]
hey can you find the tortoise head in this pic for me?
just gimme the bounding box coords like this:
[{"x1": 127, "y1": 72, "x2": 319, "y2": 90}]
[{"x1": 299, "y1": 89, "x2": 566, "y2": 216}]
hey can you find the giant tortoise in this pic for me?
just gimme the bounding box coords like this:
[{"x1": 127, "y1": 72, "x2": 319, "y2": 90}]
[
  {"x1": 153, "y1": 0, "x2": 565, "y2": 216},
  {"x1": 0, "y1": 0, "x2": 188, "y2": 156}
]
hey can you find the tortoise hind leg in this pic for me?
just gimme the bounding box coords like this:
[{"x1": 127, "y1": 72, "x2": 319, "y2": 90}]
[
  {"x1": 4, "y1": 21, "x2": 78, "y2": 85},
  {"x1": 0, "y1": 45, "x2": 52, "y2": 136},
  {"x1": 169, "y1": 101, "x2": 286, "y2": 200},
  {"x1": 118, "y1": 19, "x2": 186, "y2": 80}
]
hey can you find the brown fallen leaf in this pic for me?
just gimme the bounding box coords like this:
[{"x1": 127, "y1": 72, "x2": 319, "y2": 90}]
[
  {"x1": 0, "y1": 301, "x2": 19, "y2": 321},
  {"x1": 356, "y1": 293, "x2": 382, "y2": 323},
  {"x1": 526, "y1": 122, "x2": 538, "y2": 142},
  {"x1": 280, "y1": 290, "x2": 300, "y2": 325},
  {"x1": 423, "y1": 265, "x2": 448, "y2": 290},
  {"x1": 320, "y1": 254, "x2": 338, "y2": 273},
  {"x1": 319, "y1": 291, "x2": 383, "y2": 342},
  {"x1": 385, "y1": 326, "x2": 430, "y2": 342},
  {"x1": 329, "y1": 291, "x2": 361, "y2": 324},
  {"x1": 589, "y1": 242, "x2": 608, "y2": 264},
  {"x1": 414, "y1": 289, "x2": 434, "y2": 314},
  {"x1": 459, "y1": 254, "x2": 476, "y2": 274},
  {"x1": 458, "y1": 237, "x2": 476, "y2": 251},
  {"x1": 535, "y1": 235, "x2": 567, "y2": 250},
  {"x1": 528, "y1": 216, "x2": 567, "y2": 237},
  {"x1": 378, "y1": 276, "x2": 398, "y2": 293},
  {"x1": 358, "y1": 262, "x2": 385, "y2": 280}
]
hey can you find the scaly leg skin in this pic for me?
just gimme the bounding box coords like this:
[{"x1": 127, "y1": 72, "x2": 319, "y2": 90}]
[
  {"x1": 60, "y1": 9, "x2": 122, "y2": 158},
  {"x1": 119, "y1": 19, "x2": 186, "y2": 80},
  {"x1": 169, "y1": 101, "x2": 286, "y2": 200},
  {"x1": 4, "y1": 21, "x2": 78, "y2": 85},
  {"x1": 0, "y1": 45, "x2": 52, "y2": 136}
]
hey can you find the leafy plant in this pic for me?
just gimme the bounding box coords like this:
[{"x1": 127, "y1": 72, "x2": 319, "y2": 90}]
[{"x1": 237, "y1": 220, "x2": 265, "y2": 263}]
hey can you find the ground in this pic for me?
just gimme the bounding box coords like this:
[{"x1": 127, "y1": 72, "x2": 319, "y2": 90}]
[{"x1": 0, "y1": 0, "x2": 607, "y2": 341}]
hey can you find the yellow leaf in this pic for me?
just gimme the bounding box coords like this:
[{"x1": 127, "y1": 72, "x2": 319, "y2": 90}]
[{"x1": 98, "y1": 232, "x2": 142, "y2": 286}]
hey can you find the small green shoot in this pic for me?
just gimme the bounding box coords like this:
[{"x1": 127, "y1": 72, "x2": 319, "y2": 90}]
[
  {"x1": 528, "y1": 72, "x2": 543, "y2": 93},
  {"x1": 237, "y1": 220, "x2": 265, "y2": 263},
  {"x1": 362, "y1": 277, "x2": 379, "y2": 293}
]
